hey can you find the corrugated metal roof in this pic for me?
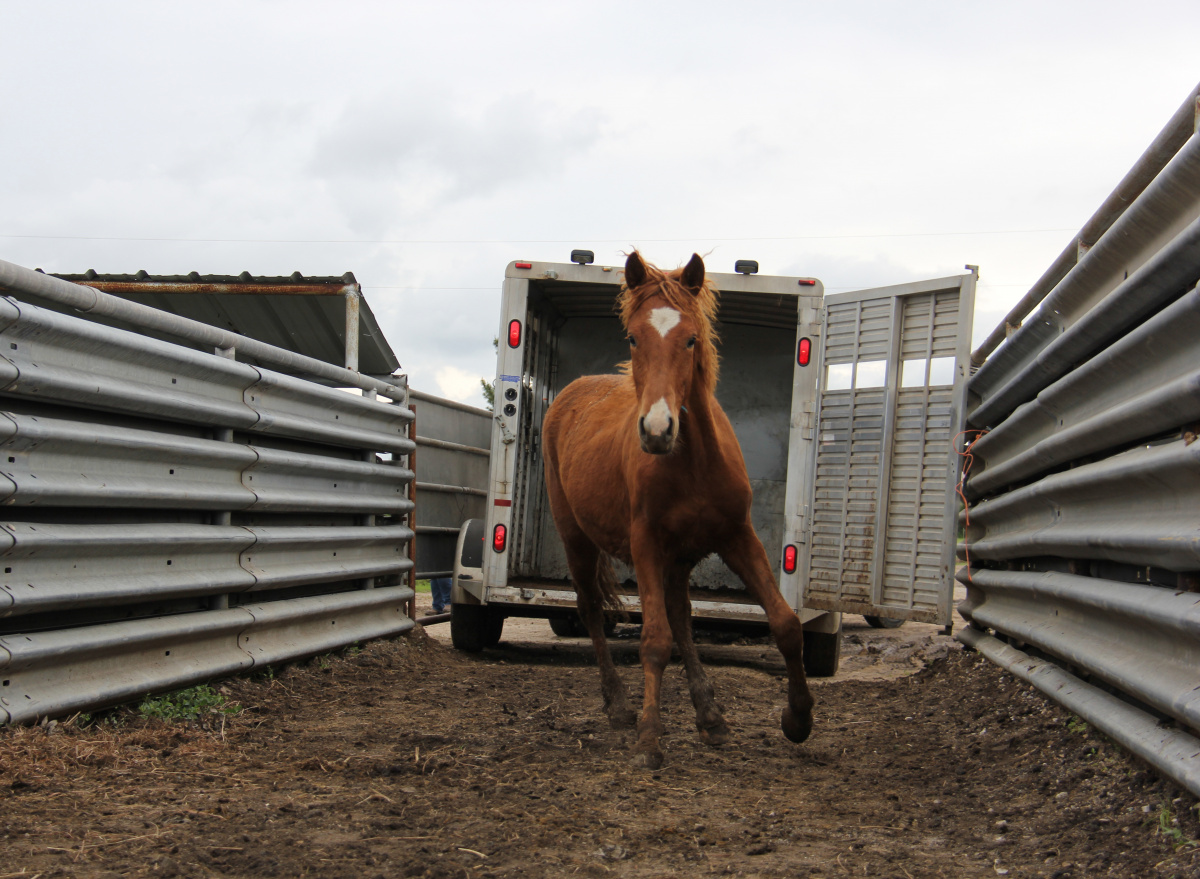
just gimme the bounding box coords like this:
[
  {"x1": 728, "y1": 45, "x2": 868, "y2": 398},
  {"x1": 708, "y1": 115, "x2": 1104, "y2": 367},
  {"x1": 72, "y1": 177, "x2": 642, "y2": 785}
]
[{"x1": 34, "y1": 270, "x2": 400, "y2": 379}]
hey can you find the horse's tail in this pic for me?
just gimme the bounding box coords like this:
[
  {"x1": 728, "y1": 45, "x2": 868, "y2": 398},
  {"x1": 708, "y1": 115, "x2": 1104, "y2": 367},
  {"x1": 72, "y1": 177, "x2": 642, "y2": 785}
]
[{"x1": 594, "y1": 553, "x2": 629, "y2": 621}]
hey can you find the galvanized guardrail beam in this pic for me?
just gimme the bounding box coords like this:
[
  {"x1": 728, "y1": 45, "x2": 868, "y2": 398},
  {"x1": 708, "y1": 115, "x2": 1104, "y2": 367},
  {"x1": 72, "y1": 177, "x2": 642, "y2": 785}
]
[{"x1": 960, "y1": 82, "x2": 1200, "y2": 798}]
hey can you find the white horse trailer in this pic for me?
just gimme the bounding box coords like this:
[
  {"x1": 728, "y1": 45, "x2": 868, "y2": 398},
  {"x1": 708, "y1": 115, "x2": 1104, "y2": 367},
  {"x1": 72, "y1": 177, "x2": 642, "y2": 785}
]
[{"x1": 452, "y1": 258, "x2": 975, "y2": 677}]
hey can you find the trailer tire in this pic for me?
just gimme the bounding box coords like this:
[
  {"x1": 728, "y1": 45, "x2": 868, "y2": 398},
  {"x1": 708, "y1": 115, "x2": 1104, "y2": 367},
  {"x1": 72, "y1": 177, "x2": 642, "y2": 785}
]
[
  {"x1": 803, "y1": 629, "x2": 841, "y2": 677},
  {"x1": 451, "y1": 604, "x2": 504, "y2": 652},
  {"x1": 864, "y1": 615, "x2": 905, "y2": 629},
  {"x1": 549, "y1": 614, "x2": 616, "y2": 639},
  {"x1": 549, "y1": 615, "x2": 584, "y2": 637}
]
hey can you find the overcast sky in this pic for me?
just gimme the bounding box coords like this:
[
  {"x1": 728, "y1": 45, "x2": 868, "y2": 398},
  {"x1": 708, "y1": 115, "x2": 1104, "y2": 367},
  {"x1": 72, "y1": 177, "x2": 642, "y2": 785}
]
[{"x1": 2, "y1": 2, "x2": 1197, "y2": 406}]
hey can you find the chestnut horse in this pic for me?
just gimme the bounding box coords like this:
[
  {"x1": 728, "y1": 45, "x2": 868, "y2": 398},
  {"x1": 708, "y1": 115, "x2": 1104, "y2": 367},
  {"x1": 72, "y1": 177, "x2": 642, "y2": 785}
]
[{"x1": 542, "y1": 251, "x2": 814, "y2": 769}]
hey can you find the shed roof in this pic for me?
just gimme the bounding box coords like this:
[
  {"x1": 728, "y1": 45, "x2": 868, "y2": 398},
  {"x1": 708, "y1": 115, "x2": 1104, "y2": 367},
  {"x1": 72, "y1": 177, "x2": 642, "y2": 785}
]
[{"x1": 41, "y1": 270, "x2": 400, "y2": 379}]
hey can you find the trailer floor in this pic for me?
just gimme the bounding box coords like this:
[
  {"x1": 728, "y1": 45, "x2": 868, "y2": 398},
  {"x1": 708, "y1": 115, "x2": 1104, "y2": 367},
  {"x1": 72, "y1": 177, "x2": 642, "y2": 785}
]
[{"x1": 2, "y1": 617, "x2": 1197, "y2": 878}]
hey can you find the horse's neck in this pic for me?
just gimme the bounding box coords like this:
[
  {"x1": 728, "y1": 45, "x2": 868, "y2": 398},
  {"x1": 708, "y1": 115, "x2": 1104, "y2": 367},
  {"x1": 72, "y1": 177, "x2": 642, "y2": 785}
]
[{"x1": 681, "y1": 388, "x2": 731, "y2": 462}]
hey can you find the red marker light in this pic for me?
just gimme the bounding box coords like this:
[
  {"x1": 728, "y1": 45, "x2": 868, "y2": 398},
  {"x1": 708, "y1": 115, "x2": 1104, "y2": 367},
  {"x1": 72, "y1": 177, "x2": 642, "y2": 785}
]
[
  {"x1": 798, "y1": 279, "x2": 816, "y2": 287},
  {"x1": 492, "y1": 523, "x2": 507, "y2": 553},
  {"x1": 797, "y1": 337, "x2": 812, "y2": 366},
  {"x1": 514, "y1": 262, "x2": 533, "y2": 269},
  {"x1": 507, "y1": 319, "x2": 522, "y2": 348},
  {"x1": 783, "y1": 544, "x2": 798, "y2": 574}
]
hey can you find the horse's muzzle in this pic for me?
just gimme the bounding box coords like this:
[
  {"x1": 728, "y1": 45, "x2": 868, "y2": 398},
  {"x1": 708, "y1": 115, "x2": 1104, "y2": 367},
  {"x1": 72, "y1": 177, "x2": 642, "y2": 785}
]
[{"x1": 638, "y1": 414, "x2": 675, "y2": 455}]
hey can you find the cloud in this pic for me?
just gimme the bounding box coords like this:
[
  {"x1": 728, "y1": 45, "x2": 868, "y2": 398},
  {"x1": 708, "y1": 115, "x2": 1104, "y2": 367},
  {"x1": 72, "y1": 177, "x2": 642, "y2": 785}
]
[
  {"x1": 435, "y1": 364, "x2": 491, "y2": 407},
  {"x1": 308, "y1": 90, "x2": 604, "y2": 218}
]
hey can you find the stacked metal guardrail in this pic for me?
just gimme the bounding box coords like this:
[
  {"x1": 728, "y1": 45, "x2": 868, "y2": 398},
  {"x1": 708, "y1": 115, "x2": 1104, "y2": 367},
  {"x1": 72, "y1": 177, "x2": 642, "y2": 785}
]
[
  {"x1": 958, "y1": 84, "x2": 1200, "y2": 797},
  {"x1": 0, "y1": 259, "x2": 416, "y2": 724}
]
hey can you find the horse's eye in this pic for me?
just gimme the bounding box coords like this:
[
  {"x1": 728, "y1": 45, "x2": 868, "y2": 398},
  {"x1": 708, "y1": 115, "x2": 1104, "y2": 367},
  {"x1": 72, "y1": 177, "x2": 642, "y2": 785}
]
[
  {"x1": 686, "y1": 337, "x2": 696, "y2": 349},
  {"x1": 629, "y1": 336, "x2": 637, "y2": 347}
]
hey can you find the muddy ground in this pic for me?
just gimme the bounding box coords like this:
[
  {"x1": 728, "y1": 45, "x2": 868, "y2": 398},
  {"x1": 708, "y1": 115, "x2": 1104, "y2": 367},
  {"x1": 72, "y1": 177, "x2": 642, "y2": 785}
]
[{"x1": 1, "y1": 608, "x2": 1198, "y2": 878}]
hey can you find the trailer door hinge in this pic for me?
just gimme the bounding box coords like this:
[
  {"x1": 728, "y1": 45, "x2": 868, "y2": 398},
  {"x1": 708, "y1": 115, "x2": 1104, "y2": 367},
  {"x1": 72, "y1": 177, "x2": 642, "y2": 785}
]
[{"x1": 496, "y1": 416, "x2": 516, "y2": 445}]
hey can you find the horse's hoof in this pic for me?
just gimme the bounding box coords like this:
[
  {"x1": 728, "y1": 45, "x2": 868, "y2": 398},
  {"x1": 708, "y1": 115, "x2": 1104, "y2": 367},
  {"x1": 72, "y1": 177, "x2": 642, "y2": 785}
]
[
  {"x1": 608, "y1": 708, "x2": 638, "y2": 730},
  {"x1": 782, "y1": 707, "x2": 813, "y2": 743},
  {"x1": 698, "y1": 720, "x2": 731, "y2": 747},
  {"x1": 631, "y1": 749, "x2": 664, "y2": 770}
]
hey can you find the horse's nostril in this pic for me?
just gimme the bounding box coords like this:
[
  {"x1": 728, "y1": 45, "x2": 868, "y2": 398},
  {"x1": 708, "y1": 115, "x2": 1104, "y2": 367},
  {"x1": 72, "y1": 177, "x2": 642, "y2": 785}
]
[
  {"x1": 666, "y1": 417, "x2": 674, "y2": 436},
  {"x1": 638, "y1": 416, "x2": 645, "y2": 435}
]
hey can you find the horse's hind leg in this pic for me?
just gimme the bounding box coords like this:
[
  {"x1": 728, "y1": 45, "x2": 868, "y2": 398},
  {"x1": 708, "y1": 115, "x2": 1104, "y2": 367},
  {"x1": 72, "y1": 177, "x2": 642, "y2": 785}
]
[
  {"x1": 664, "y1": 563, "x2": 730, "y2": 746},
  {"x1": 563, "y1": 535, "x2": 637, "y2": 729},
  {"x1": 719, "y1": 523, "x2": 815, "y2": 743}
]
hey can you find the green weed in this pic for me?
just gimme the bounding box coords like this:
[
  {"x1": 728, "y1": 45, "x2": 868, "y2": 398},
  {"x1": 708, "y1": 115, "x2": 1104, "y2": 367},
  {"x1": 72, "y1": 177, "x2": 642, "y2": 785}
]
[
  {"x1": 1066, "y1": 716, "x2": 1088, "y2": 734},
  {"x1": 1154, "y1": 805, "x2": 1199, "y2": 852},
  {"x1": 138, "y1": 685, "x2": 240, "y2": 722}
]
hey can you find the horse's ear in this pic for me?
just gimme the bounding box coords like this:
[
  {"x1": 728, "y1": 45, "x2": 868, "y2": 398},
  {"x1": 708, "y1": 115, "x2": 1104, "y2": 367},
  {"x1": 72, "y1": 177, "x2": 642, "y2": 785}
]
[
  {"x1": 625, "y1": 251, "x2": 647, "y2": 289},
  {"x1": 681, "y1": 253, "x2": 705, "y2": 292}
]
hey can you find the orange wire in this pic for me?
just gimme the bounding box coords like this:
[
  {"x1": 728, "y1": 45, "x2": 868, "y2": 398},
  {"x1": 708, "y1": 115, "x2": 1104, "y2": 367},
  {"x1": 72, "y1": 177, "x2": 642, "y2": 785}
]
[{"x1": 953, "y1": 428, "x2": 989, "y2": 583}]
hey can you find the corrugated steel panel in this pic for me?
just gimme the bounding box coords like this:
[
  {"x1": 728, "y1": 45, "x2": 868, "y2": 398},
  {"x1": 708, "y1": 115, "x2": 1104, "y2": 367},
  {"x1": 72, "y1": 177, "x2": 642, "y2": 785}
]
[
  {"x1": 966, "y1": 438, "x2": 1200, "y2": 570},
  {"x1": 961, "y1": 87, "x2": 1200, "y2": 796},
  {"x1": 970, "y1": 133, "x2": 1200, "y2": 427},
  {"x1": 0, "y1": 261, "x2": 418, "y2": 724},
  {"x1": 0, "y1": 586, "x2": 414, "y2": 724},
  {"x1": 0, "y1": 524, "x2": 257, "y2": 615},
  {"x1": 238, "y1": 588, "x2": 413, "y2": 667},
  {"x1": 0, "y1": 298, "x2": 414, "y2": 453},
  {"x1": 958, "y1": 568, "x2": 1200, "y2": 732},
  {"x1": 240, "y1": 525, "x2": 414, "y2": 590},
  {"x1": 0, "y1": 413, "x2": 413, "y2": 514},
  {"x1": 0, "y1": 607, "x2": 254, "y2": 724},
  {"x1": 0, "y1": 259, "x2": 408, "y2": 401},
  {"x1": 967, "y1": 283, "x2": 1200, "y2": 499},
  {"x1": 0, "y1": 523, "x2": 416, "y2": 616},
  {"x1": 245, "y1": 370, "x2": 412, "y2": 453},
  {"x1": 0, "y1": 297, "x2": 261, "y2": 427}
]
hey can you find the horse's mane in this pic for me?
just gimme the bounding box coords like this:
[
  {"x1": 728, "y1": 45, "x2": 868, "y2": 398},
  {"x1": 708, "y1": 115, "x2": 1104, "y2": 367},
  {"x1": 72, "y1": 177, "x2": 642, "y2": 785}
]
[{"x1": 616, "y1": 255, "x2": 721, "y2": 396}]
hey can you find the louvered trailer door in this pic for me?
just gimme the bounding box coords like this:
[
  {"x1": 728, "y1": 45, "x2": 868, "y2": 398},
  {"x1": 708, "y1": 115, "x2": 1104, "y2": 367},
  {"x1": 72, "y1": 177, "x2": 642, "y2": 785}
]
[{"x1": 800, "y1": 274, "x2": 975, "y2": 626}]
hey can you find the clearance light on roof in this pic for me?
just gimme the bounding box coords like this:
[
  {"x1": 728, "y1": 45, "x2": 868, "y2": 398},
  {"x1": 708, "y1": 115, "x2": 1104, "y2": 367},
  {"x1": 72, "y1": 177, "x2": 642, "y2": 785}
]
[
  {"x1": 492, "y1": 523, "x2": 508, "y2": 553},
  {"x1": 797, "y1": 337, "x2": 812, "y2": 367},
  {"x1": 798, "y1": 279, "x2": 816, "y2": 286},
  {"x1": 507, "y1": 319, "x2": 522, "y2": 348},
  {"x1": 783, "y1": 544, "x2": 798, "y2": 574},
  {"x1": 514, "y1": 262, "x2": 532, "y2": 269}
]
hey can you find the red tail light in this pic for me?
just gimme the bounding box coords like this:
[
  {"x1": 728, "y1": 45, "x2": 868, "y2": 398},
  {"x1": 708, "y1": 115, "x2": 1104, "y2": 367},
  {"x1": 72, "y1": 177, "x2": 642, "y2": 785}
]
[
  {"x1": 783, "y1": 544, "x2": 797, "y2": 574},
  {"x1": 492, "y1": 524, "x2": 507, "y2": 553},
  {"x1": 514, "y1": 262, "x2": 532, "y2": 269},
  {"x1": 797, "y1": 337, "x2": 812, "y2": 366},
  {"x1": 508, "y1": 319, "x2": 522, "y2": 348},
  {"x1": 798, "y1": 279, "x2": 816, "y2": 286}
]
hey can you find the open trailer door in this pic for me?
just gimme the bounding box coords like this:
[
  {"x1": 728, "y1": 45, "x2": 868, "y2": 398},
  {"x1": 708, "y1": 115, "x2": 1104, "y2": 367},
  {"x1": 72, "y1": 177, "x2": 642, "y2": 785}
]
[{"x1": 799, "y1": 272, "x2": 976, "y2": 628}]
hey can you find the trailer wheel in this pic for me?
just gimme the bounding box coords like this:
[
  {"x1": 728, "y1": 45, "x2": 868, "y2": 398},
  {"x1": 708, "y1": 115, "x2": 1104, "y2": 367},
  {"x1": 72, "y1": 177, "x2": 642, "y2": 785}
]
[
  {"x1": 451, "y1": 603, "x2": 504, "y2": 652},
  {"x1": 864, "y1": 615, "x2": 905, "y2": 629},
  {"x1": 803, "y1": 629, "x2": 841, "y2": 677},
  {"x1": 549, "y1": 614, "x2": 616, "y2": 638},
  {"x1": 549, "y1": 615, "x2": 583, "y2": 637}
]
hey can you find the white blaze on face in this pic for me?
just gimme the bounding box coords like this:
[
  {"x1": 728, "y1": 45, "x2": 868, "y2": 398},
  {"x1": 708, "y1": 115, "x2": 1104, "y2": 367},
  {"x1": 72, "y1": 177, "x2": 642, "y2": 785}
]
[
  {"x1": 643, "y1": 396, "x2": 672, "y2": 436},
  {"x1": 648, "y1": 307, "x2": 681, "y2": 338}
]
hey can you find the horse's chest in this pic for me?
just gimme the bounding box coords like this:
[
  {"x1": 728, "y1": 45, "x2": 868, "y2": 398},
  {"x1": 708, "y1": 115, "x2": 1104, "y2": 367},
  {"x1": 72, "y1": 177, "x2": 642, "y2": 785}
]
[{"x1": 649, "y1": 489, "x2": 744, "y2": 551}]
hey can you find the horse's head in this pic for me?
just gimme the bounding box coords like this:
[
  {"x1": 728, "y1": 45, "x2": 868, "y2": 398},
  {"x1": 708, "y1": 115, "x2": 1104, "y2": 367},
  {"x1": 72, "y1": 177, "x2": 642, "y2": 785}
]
[{"x1": 619, "y1": 251, "x2": 719, "y2": 455}]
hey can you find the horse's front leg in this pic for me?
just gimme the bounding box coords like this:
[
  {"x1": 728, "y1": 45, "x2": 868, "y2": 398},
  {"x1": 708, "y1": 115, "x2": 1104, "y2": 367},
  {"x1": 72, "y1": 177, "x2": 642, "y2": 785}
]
[
  {"x1": 630, "y1": 524, "x2": 672, "y2": 769},
  {"x1": 664, "y1": 563, "x2": 729, "y2": 746},
  {"x1": 719, "y1": 522, "x2": 815, "y2": 743}
]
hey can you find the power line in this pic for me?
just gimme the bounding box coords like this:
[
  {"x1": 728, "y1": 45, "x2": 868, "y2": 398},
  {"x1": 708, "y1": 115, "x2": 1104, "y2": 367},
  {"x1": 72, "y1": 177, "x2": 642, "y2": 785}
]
[{"x1": 0, "y1": 228, "x2": 1076, "y2": 245}]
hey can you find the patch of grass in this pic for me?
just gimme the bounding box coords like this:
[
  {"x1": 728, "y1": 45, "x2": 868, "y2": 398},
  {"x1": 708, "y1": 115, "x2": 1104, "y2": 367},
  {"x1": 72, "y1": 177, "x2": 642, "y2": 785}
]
[
  {"x1": 415, "y1": 579, "x2": 431, "y2": 594},
  {"x1": 1153, "y1": 805, "x2": 1200, "y2": 852},
  {"x1": 138, "y1": 685, "x2": 240, "y2": 722},
  {"x1": 1066, "y1": 716, "x2": 1088, "y2": 734}
]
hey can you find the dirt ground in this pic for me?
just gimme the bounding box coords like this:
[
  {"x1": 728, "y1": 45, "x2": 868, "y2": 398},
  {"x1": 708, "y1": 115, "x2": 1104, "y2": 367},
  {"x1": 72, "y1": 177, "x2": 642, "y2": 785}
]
[{"x1": 2, "y1": 602, "x2": 1198, "y2": 879}]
